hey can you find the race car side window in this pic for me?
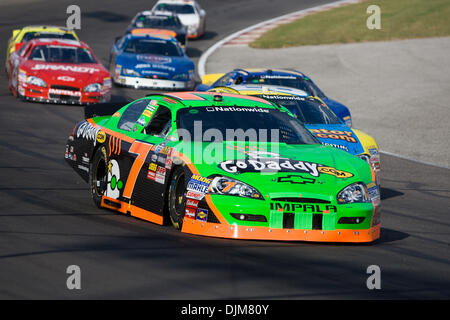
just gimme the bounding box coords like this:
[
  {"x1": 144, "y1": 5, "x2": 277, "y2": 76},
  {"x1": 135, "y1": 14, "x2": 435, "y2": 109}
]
[
  {"x1": 235, "y1": 74, "x2": 244, "y2": 84},
  {"x1": 19, "y1": 43, "x2": 31, "y2": 57},
  {"x1": 145, "y1": 106, "x2": 172, "y2": 137},
  {"x1": 214, "y1": 73, "x2": 235, "y2": 87},
  {"x1": 117, "y1": 99, "x2": 149, "y2": 132},
  {"x1": 115, "y1": 36, "x2": 126, "y2": 50}
]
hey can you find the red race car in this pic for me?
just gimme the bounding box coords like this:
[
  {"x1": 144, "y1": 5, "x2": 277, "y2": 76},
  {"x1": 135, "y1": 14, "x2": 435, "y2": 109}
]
[{"x1": 7, "y1": 38, "x2": 111, "y2": 104}]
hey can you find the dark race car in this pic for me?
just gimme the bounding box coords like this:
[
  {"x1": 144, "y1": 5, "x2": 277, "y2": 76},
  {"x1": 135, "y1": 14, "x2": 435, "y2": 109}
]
[
  {"x1": 197, "y1": 68, "x2": 353, "y2": 126},
  {"x1": 127, "y1": 11, "x2": 187, "y2": 47}
]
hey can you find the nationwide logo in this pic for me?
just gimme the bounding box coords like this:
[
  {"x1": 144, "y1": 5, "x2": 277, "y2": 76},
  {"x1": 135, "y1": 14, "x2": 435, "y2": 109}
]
[
  {"x1": 32, "y1": 64, "x2": 100, "y2": 74},
  {"x1": 261, "y1": 95, "x2": 306, "y2": 100},
  {"x1": 137, "y1": 55, "x2": 171, "y2": 64},
  {"x1": 261, "y1": 75, "x2": 297, "y2": 79},
  {"x1": 206, "y1": 106, "x2": 269, "y2": 113}
]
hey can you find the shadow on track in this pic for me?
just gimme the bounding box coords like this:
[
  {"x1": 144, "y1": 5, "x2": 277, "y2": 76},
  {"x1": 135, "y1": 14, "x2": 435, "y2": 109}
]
[
  {"x1": 84, "y1": 94, "x2": 131, "y2": 118},
  {"x1": 84, "y1": 10, "x2": 131, "y2": 22},
  {"x1": 380, "y1": 187, "x2": 404, "y2": 200},
  {"x1": 376, "y1": 227, "x2": 409, "y2": 244}
]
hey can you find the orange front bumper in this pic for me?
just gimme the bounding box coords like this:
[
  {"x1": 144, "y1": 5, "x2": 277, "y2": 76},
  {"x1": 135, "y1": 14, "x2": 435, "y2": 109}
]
[{"x1": 181, "y1": 218, "x2": 380, "y2": 243}]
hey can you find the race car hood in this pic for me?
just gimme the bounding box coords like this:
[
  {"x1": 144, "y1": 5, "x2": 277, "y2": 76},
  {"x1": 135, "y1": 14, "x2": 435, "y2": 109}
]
[
  {"x1": 177, "y1": 141, "x2": 373, "y2": 197},
  {"x1": 116, "y1": 52, "x2": 194, "y2": 78},
  {"x1": 305, "y1": 124, "x2": 365, "y2": 156},
  {"x1": 20, "y1": 61, "x2": 108, "y2": 85}
]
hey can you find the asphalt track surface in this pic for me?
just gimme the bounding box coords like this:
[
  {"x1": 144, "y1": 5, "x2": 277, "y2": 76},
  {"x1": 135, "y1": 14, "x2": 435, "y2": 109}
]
[{"x1": 0, "y1": 0, "x2": 449, "y2": 300}]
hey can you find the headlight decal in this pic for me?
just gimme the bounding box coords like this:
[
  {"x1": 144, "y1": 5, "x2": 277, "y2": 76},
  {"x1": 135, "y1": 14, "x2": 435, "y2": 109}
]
[
  {"x1": 337, "y1": 182, "x2": 369, "y2": 204},
  {"x1": 208, "y1": 176, "x2": 263, "y2": 200},
  {"x1": 172, "y1": 73, "x2": 188, "y2": 81},
  {"x1": 122, "y1": 68, "x2": 140, "y2": 77},
  {"x1": 26, "y1": 76, "x2": 47, "y2": 87},
  {"x1": 83, "y1": 83, "x2": 102, "y2": 92}
]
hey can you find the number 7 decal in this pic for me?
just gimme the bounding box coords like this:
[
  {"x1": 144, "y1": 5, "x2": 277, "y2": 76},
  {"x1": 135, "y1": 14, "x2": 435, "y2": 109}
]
[{"x1": 122, "y1": 141, "x2": 153, "y2": 199}]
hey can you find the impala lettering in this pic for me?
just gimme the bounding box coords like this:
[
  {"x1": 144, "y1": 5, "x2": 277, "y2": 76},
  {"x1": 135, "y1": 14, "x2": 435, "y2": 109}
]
[{"x1": 271, "y1": 203, "x2": 337, "y2": 213}]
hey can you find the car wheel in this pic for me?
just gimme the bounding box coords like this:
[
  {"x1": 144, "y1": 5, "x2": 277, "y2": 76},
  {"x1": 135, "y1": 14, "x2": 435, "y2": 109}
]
[
  {"x1": 168, "y1": 166, "x2": 188, "y2": 230},
  {"x1": 89, "y1": 146, "x2": 108, "y2": 208}
]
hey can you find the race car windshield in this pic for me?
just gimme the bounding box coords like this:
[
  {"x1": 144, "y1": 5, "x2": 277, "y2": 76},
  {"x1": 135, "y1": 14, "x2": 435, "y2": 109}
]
[
  {"x1": 28, "y1": 45, "x2": 96, "y2": 63},
  {"x1": 124, "y1": 39, "x2": 182, "y2": 56},
  {"x1": 177, "y1": 107, "x2": 319, "y2": 145},
  {"x1": 21, "y1": 32, "x2": 76, "y2": 42},
  {"x1": 135, "y1": 15, "x2": 181, "y2": 28},
  {"x1": 155, "y1": 3, "x2": 195, "y2": 14},
  {"x1": 246, "y1": 76, "x2": 326, "y2": 99},
  {"x1": 261, "y1": 96, "x2": 341, "y2": 125}
]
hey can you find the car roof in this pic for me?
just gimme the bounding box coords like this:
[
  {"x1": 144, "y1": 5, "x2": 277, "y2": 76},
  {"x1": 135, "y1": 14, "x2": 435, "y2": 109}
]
[
  {"x1": 155, "y1": 0, "x2": 196, "y2": 4},
  {"x1": 144, "y1": 91, "x2": 278, "y2": 111},
  {"x1": 27, "y1": 38, "x2": 86, "y2": 48},
  {"x1": 233, "y1": 68, "x2": 306, "y2": 78},
  {"x1": 223, "y1": 84, "x2": 310, "y2": 97},
  {"x1": 138, "y1": 10, "x2": 177, "y2": 16},
  {"x1": 19, "y1": 25, "x2": 73, "y2": 33}
]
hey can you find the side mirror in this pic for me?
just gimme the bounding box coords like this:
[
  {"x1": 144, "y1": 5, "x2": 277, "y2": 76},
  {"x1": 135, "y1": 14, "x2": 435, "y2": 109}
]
[{"x1": 14, "y1": 42, "x2": 24, "y2": 52}]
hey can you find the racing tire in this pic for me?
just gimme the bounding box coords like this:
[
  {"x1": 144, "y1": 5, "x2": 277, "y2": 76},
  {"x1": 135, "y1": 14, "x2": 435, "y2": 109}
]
[
  {"x1": 168, "y1": 166, "x2": 189, "y2": 230},
  {"x1": 89, "y1": 146, "x2": 108, "y2": 208}
]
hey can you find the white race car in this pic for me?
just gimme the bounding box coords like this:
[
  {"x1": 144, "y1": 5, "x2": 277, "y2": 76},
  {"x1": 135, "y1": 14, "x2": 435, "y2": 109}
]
[{"x1": 152, "y1": 0, "x2": 206, "y2": 39}]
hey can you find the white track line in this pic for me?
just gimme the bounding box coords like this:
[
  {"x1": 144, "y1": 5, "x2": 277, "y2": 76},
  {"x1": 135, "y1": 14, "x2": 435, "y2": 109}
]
[
  {"x1": 198, "y1": 0, "x2": 360, "y2": 77},
  {"x1": 380, "y1": 151, "x2": 450, "y2": 170}
]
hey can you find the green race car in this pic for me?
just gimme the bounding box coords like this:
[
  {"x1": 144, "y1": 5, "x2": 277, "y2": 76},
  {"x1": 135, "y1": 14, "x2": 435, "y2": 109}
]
[{"x1": 65, "y1": 91, "x2": 381, "y2": 242}]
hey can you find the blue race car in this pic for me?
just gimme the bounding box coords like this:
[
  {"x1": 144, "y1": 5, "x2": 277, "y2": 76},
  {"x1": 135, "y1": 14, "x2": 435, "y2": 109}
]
[
  {"x1": 208, "y1": 84, "x2": 381, "y2": 176},
  {"x1": 197, "y1": 68, "x2": 352, "y2": 126},
  {"x1": 109, "y1": 33, "x2": 195, "y2": 90}
]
